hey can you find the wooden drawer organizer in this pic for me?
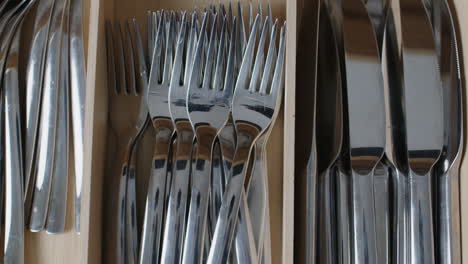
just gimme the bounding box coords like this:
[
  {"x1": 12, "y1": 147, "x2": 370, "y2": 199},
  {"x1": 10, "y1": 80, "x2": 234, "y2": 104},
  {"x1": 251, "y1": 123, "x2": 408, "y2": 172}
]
[{"x1": 21, "y1": 0, "x2": 468, "y2": 263}]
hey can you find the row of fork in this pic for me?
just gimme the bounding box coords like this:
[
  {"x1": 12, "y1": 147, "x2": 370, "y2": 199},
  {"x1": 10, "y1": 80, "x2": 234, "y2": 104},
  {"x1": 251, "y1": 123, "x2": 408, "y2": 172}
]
[{"x1": 105, "y1": 2, "x2": 286, "y2": 263}]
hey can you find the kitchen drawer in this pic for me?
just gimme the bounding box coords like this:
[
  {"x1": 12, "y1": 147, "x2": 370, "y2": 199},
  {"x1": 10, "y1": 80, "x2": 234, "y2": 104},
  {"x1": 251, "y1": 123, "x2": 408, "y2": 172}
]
[
  {"x1": 22, "y1": 0, "x2": 468, "y2": 263},
  {"x1": 81, "y1": 0, "x2": 295, "y2": 263}
]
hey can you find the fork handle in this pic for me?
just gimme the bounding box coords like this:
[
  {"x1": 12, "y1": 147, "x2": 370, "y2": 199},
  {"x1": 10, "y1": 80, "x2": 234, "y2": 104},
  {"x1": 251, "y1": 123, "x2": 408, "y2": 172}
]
[
  {"x1": 4, "y1": 32, "x2": 24, "y2": 263},
  {"x1": 139, "y1": 131, "x2": 173, "y2": 264},
  {"x1": 117, "y1": 160, "x2": 129, "y2": 264},
  {"x1": 409, "y1": 170, "x2": 435, "y2": 264},
  {"x1": 182, "y1": 135, "x2": 215, "y2": 264},
  {"x1": 126, "y1": 154, "x2": 139, "y2": 264},
  {"x1": 437, "y1": 166, "x2": 462, "y2": 264},
  {"x1": 161, "y1": 130, "x2": 194, "y2": 264},
  {"x1": 351, "y1": 170, "x2": 378, "y2": 264},
  {"x1": 207, "y1": 129, "x2": 258, "y2": 264}
]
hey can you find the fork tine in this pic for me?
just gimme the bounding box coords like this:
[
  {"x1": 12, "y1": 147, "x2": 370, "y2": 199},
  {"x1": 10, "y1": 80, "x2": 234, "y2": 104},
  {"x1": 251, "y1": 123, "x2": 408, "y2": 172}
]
[
  {"x1": 249, "y1": 16, "x2": 270, "y2": 93},
  {"x1": 131, "y1": 19, "x2": 149, "y2": 95},
  {"x1": 148, "y1": 11, "x2": 166, "y2": 92},
  {"x1": 235, "y1": 14, "x2": 260, "y2": 91},
  {"x1": 202, "y1": 13, "x2": 219, "y2": 90},
  {"x1": 267, "y1": 3, "x2": 273, "y2": 32},
  {"x1": 171, "y1": 11, "x2": 189, "y2": 88},
  {"x1": 162, "y1": 12, "x2": 177, "y2": 84},
  {"x1": 258, "y1": 1, "x2": 263, "y2": 34},
  {"x1": 259, "y1": 19, "x2": 278, "y2": 95},
  {"x1": 105, "y1": 20, "x2": 117, "y2": 94},
  {"x1": 238, "y1": 0, "x2": 247, "y2": 53},
  {"x1": 147, "y1": 10, "x2": 153, "y2": 65},
  {"x1": 191, "y1": 12, "x2": 209, "y2": 89},
  {"x1": 268, "y1": 22, "x2": 286, "y2": 100},
  {"x1": 223, "y1": 17, "x2": 237, "y2": 96},
  {"x1": 213, "y1": 16, "x2": 227, "y2": 91},
  {"x1": 184, "y1": 12, "x2": 198, "y2": 85},
  {"x1": 114, "y1": 21, "x2": 127, "y2": 95},
  {"x1": 248, "y1": 1, "x2": 253, "y2": 36},
  {"x1": 124, "y1": 21, "x2": 138, "y2": 95}
]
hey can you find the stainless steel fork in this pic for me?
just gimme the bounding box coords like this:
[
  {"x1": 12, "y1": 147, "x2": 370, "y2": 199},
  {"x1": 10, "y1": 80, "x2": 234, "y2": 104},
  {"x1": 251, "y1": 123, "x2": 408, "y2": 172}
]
[
  {"x1": 182, "y1": 13, "x2": 234, "y2": 264},
  {"x1": 139, "y1": 11, "x2": 176, "y2": 264},
  {"x1": 105, "y1": 19, "x2": 150, "y2": 264},
  {"x1": 161, "y1": 11, "x2": 197, "y2": 264},
  {"x1": 208, "y1": 16, "x2": 286, "y2": 263}
]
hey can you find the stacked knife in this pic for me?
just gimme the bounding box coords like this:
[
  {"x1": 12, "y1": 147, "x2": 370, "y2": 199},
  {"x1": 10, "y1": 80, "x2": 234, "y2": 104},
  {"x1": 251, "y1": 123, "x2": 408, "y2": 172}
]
[
  {"x1": 105, "y1": 2, "x2": 286, "y2": 264},
  {"x1": 305, "y1": 0, "x2": 463, "y2": 263}
]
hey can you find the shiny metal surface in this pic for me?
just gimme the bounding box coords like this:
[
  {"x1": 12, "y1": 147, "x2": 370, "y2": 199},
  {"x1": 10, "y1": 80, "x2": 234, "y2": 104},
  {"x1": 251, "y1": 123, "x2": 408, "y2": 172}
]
[
  {"x1": 182, "y1": 13, "x2": 234, "y2": 264},
  {"x1": 29, "y1": 0, "x2": 67, "y2": 232},
  {"x1": 315, "y1": 3, "x2": 342, "y2": 264},
  {"x1": 105, "y1": 19, "x2": 150, "y2": 264},
  {"x1": 46, "y1": 0, "x2": 70, "y2": 234},
  {"x1": 430, "y1": 1, "x2": 463, "y2": 263},
  {"x1": 160, "y1": 11, "x2": 196, "y2": 264},
  {"x1": 382, "y1": 9, "x2": 409, "y2": 264},
  {"x1": 24, "y1": 0, "x2": 55, "y2": 211},
  {"x1": 208, "y1": 18, "x2": 285, "y2": 263},
  {"x1": 235, "y1": 11, "x2": 281, "y2": 263},
  {"x1": 139, "y1": 10, "x2": 175, "y2": 263},
  {"x1": 69, "y1": 0, "x2": 86, "y2": 232},
  {"x1": 400, "y1": 0, "x2": 443, "y2": 262},
  {"x1": 342, "y1": 0, "x2": 386, "y2": 262},
  {"x1": 4, "y1": 22, "x2": 24, "y2": 264}
]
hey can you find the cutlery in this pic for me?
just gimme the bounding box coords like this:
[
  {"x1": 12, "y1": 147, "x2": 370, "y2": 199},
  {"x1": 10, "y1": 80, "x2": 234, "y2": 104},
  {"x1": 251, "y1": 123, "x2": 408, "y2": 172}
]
[
  {"x1": 45, "y1": 0, "x2": 70, "y2": 234},
  {"x1": 4, "y1": 20, "x2": 24, "y2": 264},
  {"x1": 105, "y1": 19, "x2": 150, "y2": 264},
  {"x1": 29, "y1": 0, "x2": 68, "y2": 232},
  {"x1": 315, "y1": 2, "x2": 342, "y2": 264},
  {"x1": 400, "y1": 0, "x2": 443, "y2": 262},
  {"x1": 382, "y1": 8, "x2": 410, "y2": 264},
  {"x1": 139, "y1": 9, "x2": 176, "y2": 263},
  {"x1": 183, "y1": 12, "x2": 235, "y2": 264},
  {"x1": 24, "y1": 0, "x2": 55, "y2": 215},
  {"x1": 208, "y1": 16, "x2": 285, "y2": 263},
  {"x1": 161, "y1": 11, "x2": 196, "y2": 264},
  {"x1": 342, "y1": 0, "x2": 386, "y2": 263},
  {"x1": 429, "y1": 1, "x2": 463, "y2": 263},
  {"x1": 69, "y1": 0, "x2": 87, "y2": 232}
]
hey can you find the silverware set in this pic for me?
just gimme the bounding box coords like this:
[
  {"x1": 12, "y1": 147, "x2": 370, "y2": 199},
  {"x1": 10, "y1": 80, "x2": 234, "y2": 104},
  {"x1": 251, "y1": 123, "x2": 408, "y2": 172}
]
[
  {"x1": 306, "y1": 0, "x2": 463, "y2": 263},
  {"x1": 0, "y1": 0, "x2": 86, "y2": 262},
  {"x1": 105, "y1": 2, "x2": 285, "y2": 264}
]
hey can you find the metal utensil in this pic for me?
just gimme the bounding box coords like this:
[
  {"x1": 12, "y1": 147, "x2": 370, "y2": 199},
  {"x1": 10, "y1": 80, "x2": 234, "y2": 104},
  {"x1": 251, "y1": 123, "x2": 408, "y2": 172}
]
[
  {"x1": 69, "y1": 0, "x2": 87, "y2": 232},
  {"x1": 342, "y1": 0, "x2": 386, "y2": 262},
  {"x1": 183, "y1": 13, "x2": 233, "y2": 263},
  {"x1": 105, "y1": 19, "x2": 150, "y2": 264},
  {"x1": 4, "y1": 19, "x2": 24, "y2": 264},
  {"x1": 45, "y1": 0, "x2": 70, "y2": 234},
  {"x1": 429, "y1": 1, "x2": 463, "y2": 263},
  {"x1": 24, "y1": 0, "x2": 55, "y2": 214},
  {"x1": 29, "y1": 0, "x2": 68, "y2": 232},
  {"x1": 315, "y1": 3, "x2": 343, "y2": 264},
  {"x1": 208, "y1": 17, "x2": 286, "y2": 263},
  {"x1": 400, "y1": 0, "x2": 443, "y2": 262}
]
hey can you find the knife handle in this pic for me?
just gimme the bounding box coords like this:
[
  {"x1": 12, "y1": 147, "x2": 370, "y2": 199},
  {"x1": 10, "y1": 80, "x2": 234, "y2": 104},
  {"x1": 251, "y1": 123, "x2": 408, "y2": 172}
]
[
  {"x1": 317, "y1": 168, "x2": 337, "y2": 264},
  {"x1": 437, "y1": 166, "x2": 462, "y2": 264},
  {"x1": 351, "y1": 170, "x2": 377, "y2": 264},
  {"x1": 409, "y1": 170, "x2": 435, "y2": 264},
  {"x1": 373, "y1": 163, "x2": 390, "y2": 264},
  {"x1": 336, "y1": 168, "x2": 351, "y2": 264},
  {"x1": 392, "y1": 167, "x2": 409, "y2": 264}
]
